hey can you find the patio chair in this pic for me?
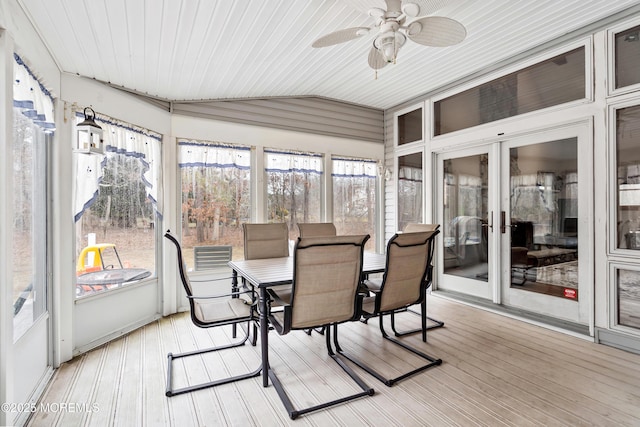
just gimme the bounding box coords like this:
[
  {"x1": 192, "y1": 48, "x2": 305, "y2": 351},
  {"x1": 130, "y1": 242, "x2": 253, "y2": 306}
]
[
  {"x1": 336, "y1": 231, "x2": 442, "y2": 387},
  {"x1": 242, "y1": 222, "x2": 292, "y2": 305},
  {"x1": 297, "y1": 222, "x2": 337, "y2": 238},
  {"x1": 267, "y1": 234, "x2": 374, "y2": 419},
  {"x1": 296, "y1": 222, "x2": 337, "y2": 334},
  {"x1": 164, "y1": 231, "x2": 260, "y2": 397},
  {"x1": 390, "y1": 223, "x2": 445, "y2": 336}
]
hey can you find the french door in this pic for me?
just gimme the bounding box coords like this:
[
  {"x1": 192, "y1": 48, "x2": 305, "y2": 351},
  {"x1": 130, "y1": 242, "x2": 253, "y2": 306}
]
[
  {"x1": 436, "y1": 145, "x2": 496, "y2": 300},
  {"x1": 500, "y1": 125, "x2": 591, "y2": 324},
  {"x1": 436, "y1": 123, "x2": 591, "y2": 325}
]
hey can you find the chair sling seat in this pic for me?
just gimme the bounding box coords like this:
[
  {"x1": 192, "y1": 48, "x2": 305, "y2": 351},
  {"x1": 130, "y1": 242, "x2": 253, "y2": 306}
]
[
  {"x1": 336, "y1": 231, "x2": 443, "y2": 387},
  {"x1": 164, "y1": 230, "x2": 260, "y2": 397}
]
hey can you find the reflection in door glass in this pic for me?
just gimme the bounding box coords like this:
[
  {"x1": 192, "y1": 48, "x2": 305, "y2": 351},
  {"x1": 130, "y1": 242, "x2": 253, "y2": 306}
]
[
  {"x1": 443, "y1": 155, "x2": 489, "y2": 281},
  {"x1": 509, "y1": 138, "x2": 578, "y2": 299}
]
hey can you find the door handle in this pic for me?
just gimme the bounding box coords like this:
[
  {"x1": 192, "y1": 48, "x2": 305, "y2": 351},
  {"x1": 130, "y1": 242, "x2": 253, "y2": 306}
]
[
  {"x1": 482, "y1": 211, "x2": 493, "y2": 232},
  {"x1": 501, "y1": 211, "x2": 506, "y2": 234}
]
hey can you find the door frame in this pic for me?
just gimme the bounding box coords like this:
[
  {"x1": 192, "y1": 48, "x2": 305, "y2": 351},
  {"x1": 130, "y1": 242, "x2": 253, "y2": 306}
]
[{"x1": 499, "y1": 122, "x2": 593, "y2": 328}]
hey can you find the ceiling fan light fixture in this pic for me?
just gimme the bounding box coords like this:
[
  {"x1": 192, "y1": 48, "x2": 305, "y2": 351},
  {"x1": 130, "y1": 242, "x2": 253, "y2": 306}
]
[{"x1": 374, "y1": 31, "x2": 406, "y2": 63}]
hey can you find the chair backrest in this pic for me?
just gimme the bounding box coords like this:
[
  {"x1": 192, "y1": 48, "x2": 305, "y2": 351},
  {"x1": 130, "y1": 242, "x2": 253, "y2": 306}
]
[
  {"x1": 376, "y1": 230, "x2": 439, "y2": 313},
  {"x1": 297, "y1": 222, "x2": 337, "y2": 238},
  {"x1": 164, "y1": 231, "x2": 193, "y2": 298},
  {"x1": 290, "y1": 234, "x2": 369, "y2": 329},
  {"x1": 403, "y1": 223, "x2": 440, "y2": 233},
  {"x1": 242, "y1": 223, "x2": 289, "y2": 260}
]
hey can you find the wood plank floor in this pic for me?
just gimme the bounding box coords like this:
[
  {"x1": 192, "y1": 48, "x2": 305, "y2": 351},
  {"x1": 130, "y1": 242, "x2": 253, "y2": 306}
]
[{"x1": 28, "y1": 297, "x2": 640, "y2": 426}]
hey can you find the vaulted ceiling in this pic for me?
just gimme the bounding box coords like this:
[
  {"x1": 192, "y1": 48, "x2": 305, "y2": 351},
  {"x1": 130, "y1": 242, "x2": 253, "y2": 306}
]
[{"x1": 16, "y1": 0, "x2": 640, "y2": 110}]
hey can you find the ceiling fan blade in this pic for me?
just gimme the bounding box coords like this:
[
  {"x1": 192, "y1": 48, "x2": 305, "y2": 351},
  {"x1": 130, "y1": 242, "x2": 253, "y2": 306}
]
[
  {"x1": 403, "y1": 0, "x2": 450, "y2": 17},
  {"x1": 312, "y1": 27, "x2": 371, "y2": 48},
  {"x1": 406, "y1": 16, "x2": 466, "y2": 47},
  {"x1": 368, "y1": 46, "x2": 389, "y2": 69}
]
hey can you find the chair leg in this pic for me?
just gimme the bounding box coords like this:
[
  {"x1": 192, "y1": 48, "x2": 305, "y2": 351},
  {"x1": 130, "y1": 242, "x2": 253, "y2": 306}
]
[
  {"x1": 268, "y1": 325, "x2": 374, "y2": 420},
  {"x1": 166, "y1": 320, "x2": 260, "y2": 397},
  {"x1": 390, "y1": 299, "x2": 444, "y2": 342},
  {"x1": 336, "y1": 314, "x2": 442, "y2": 387}
]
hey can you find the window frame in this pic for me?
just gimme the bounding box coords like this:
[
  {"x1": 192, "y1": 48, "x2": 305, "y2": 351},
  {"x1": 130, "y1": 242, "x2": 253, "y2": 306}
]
[{"x1": 608, "y1": 17, "x2": 640, "y2": 97}]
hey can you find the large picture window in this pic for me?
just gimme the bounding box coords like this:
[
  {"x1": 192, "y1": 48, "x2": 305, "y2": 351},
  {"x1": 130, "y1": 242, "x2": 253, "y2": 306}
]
[
  {"x1": 179, "y1": 140, "x2": 251, "y2": 267},
  {"x1": 265, "y1": 149, "x2": 322, "y2": 239},
  {"x1": 332, "y1": 156, "x2": 377, "y2": 250},
  {"x1": 74, "y1": 116, "x2": 161, "y2": 297}
]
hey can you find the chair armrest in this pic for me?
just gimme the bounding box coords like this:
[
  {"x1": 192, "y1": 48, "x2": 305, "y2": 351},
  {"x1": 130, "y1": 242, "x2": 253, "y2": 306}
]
[
  {"x1": 187, "y1": 289, "x2": 255, "y2": 302},
  {"x1": 189, "y1": 276, "x2": 234, "y2": 283},
  {"x1": 267, "y1": 289, "x2": 292, "y2": 335}
]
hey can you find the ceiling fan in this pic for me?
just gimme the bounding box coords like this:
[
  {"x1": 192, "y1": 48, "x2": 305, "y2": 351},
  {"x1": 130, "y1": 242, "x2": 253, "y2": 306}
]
[{"x1": 311, "y1": 0, "x2": 466, "y2": 70}]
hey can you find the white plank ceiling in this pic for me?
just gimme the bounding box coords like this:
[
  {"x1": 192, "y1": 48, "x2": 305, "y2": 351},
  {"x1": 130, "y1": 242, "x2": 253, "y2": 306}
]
[{"x1": 16, "y1": 0, "x2": 640, "y2": 110}]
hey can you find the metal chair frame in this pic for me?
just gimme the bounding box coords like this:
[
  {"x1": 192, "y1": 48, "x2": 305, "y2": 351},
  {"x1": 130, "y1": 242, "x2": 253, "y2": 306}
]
[
  {"x1": 164, "y1": 231, "x2": 260, "y2": 397},
  {"x1": 337, "y1": 231, "x2": 442, "y2": 387},
  {"x1": 266, "y1": 235, "x2": 374, "y2": 419}
]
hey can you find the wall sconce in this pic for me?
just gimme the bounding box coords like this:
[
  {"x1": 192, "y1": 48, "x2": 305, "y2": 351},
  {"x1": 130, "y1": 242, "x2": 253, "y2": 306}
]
[
  {"x1": 384, "y1": 168, "x2": 392, "y2": 181},
  {"x1": 75, "y1": 107, "x2": 104, "y2": 154}
]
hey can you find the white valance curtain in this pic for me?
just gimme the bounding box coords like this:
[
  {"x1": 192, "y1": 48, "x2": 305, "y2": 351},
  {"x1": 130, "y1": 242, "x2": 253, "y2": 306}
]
[
  {"x1": 13, "y1": 53, "x2": 55, "y2": 131},
  {"x1": 265, "y1": 149, "x2": 323, "y2": 174},
  {"x1": 332, "y1": 157, "x2": 377, "y2": 178},
  {"x1": 73, "y1": 115, "x2": 162, "y2": 222},
  {"x1": 178, "y1": 140, "x2": 250, "y2": 169},
  {"x1": 398, "y1": 166, "x2": 422, "y2": 182}
]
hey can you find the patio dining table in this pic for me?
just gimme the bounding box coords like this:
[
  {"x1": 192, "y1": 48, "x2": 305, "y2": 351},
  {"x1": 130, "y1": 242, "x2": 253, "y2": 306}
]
[{"x1": 228, "y1": 252, "x2": 387, "y2": 387}]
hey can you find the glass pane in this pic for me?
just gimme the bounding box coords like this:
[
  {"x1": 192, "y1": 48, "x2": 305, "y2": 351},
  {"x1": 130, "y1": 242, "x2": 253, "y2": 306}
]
[
  {"x1": 180, "y1": 141, "x2": 251, "y2": 267},
  {"x1": 509, "y1": 138, "x2": 578, "y2": 299},
  {"x1": 13, "y1": 108, "x2": 49, "y2": 340},
  {"x1": 435, "y1": 47, "x2": 585, "y2": 135},
  {"x1": 397, "y1": 152, "x2": 423, "y2": 231},
  {"x1": 617, "y1": 268, "x2": 640, "y2": 330},
  {"x1": 75, "y1": 119, "x2": 159, "y2": 298},
  {"x1": 443, "y1": 155, "x2": 489, "y2": 281},
  {"x1": 615, "y1": 25, "x2": 640, "y2": 89},
  {"x1": 332, "y1": 157, "x2": 377, "y2": 251},
  {"x1": 617, "y1": 105, "x2": 640, "y2": 250},
  {"x1": 265, "y1": 150, "x2": 322, "y2": 241},
  {"x1": 397, "y1": 108, "x2": 422, "y2": 145}
]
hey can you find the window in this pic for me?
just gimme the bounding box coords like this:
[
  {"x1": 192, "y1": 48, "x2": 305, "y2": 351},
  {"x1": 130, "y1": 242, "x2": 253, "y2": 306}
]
[
  {"x1": 332, "y1": 156, "x2": 377, "y2": 250},
  {"x1": 434, "y1": 47, "x2": 585, "y2": 135},
  {"x1": 614, "y1": 24, "x2": 640, "y2": 89},
  {"x1": 74, "y1": 116, "x2": 161, "y2": 297},
  {"x1": 616, "y1": 105, "x2": 640, "y2": 250},
  {"x1": 179, "y1": 140, "x2": 251, "y2": 267},
  {"x1": 616, "y1": 268, "x2": 640, "y2": 331},
  {"x1": 265, "y1": 149, "x2": 322, "y2": 239},
  {"x1": 397, "y1": 108, "x2": 422, "y2": 145},
  {"x1": 397, "y1": 152, "x2": 423, "y2": 231},
  {"x1": 12, "y1": 56, "x2": 53, "y2": 339}
]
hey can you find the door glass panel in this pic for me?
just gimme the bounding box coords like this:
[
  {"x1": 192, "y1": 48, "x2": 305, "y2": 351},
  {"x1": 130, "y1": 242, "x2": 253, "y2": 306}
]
[
  {"x1": 614, "y1": 24, "x2": 640, "y2": 89},
  {"x1": 13, "y1": 107, "x2": 49, "y2": 340},
  {"x1": 616, "y1": 105, "x2": 640, "y2": 250},
  {"x1": 509, "y1": 138, "x2": 578, "y2": 299},
  {"x1": 397, "y1": 152, "x2": 423, "y2": 231},
  {"x1": 443, "y1": 155, "x2": 489, "y2": 281}
]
